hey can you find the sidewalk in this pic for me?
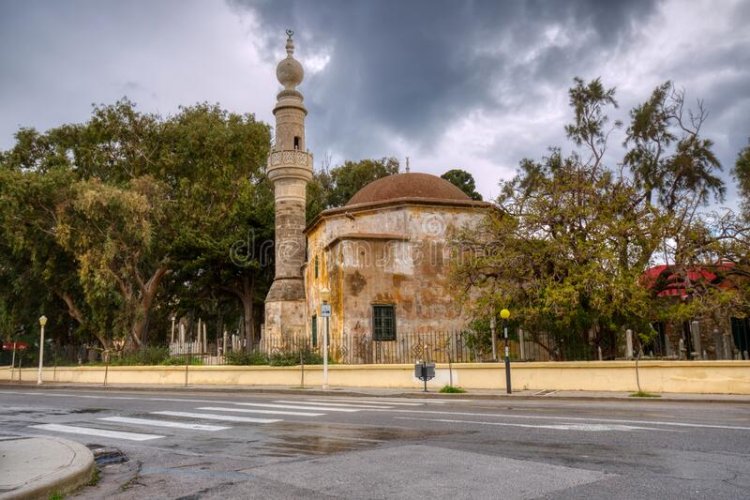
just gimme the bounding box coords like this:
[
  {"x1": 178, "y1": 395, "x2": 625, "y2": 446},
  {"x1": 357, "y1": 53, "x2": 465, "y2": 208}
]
[
  {"x1": 3, "y1": 380, "x2": 750, "y2": 403},
  {"x1": 0, "y1": 435, "x2": 94, "y2": 500},
  {"x1": 2, "y1": 383, "x2": 749, "y2": 498}
]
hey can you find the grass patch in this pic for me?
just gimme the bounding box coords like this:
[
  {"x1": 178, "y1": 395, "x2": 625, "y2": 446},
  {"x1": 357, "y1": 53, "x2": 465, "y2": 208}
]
[
  {"x1": 439, "y1": 385, "x2": 466, "y2": 393},
  {"x1": 629, "y1": 390, "x2": 660, "y2": 398},
  {"x1": 48, "y1": 492, "x2": 64, "y2": 500},
  {"x1": 87, "y1": 467, "x2": 101, "y2": 486}
]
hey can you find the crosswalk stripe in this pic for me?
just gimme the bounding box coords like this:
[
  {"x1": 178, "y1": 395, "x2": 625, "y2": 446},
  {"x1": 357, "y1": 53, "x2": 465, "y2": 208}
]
[
  {"x1": 274, "y1": 400, "x2": 393, "y2": 409},
  {"x1": 301, "y1": 398, "x2": 424, "y2": 406},
  {"x1": 233, "y1": 402, "x2": 360, "y2": 413},
  {"x1": 152, "y1": 411, "x2": 281, "y2": 424},
  {"x1": 30, "y1": 423, "x2": 164, "y2": 441},
  {"x1": 196, "y1": 407, "x2": 324, "y2": 417},
  {"x1": 99, "y1": 416, "x2": 230, "y2": 431}
]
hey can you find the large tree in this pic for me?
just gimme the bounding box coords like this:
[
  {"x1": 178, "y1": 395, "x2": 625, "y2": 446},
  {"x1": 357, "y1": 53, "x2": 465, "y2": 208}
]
[
  {"x1": 0, "y1": 101, "x2": 271, "y2": 349},
  {"x1": 441, "y1": 169, "x2": 482, "y2": 200},
  {"x1": 735, "y1": 139, "x2": 750, "y2": 220},
  {"x1": 452, "y1": 78, "x2": 726, "y2": 359}
]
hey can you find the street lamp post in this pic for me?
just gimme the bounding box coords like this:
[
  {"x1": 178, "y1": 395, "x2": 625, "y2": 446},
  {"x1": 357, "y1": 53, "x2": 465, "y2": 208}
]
[
  {"x1": 490, "y1": 316, "x2": 497, "y2": 361},
  {"x1": 37, "y1": 315, "x2": 47, "y2": 385},
  {"x1": 319, "y1": 286, "x2": 331, "y2": 390},
  {"x1": 500, "y1": 308, "x2": 511, "y2": 394}
]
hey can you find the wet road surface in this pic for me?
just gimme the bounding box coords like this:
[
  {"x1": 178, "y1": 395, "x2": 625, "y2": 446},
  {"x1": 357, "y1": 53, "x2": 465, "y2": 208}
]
[{"x1": 1, "y1": 388, "x2": 749, "y2": 499}]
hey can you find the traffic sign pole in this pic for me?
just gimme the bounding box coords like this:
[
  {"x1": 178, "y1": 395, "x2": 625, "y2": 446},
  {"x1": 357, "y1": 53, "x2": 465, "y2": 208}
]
[{"x1": 321, "y1": 302, "x2": 330, "y2": 390}]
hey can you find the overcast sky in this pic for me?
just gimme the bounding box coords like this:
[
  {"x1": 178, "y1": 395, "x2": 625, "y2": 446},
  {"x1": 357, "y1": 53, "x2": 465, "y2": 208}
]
[{"x1": 1, "y1": 0, "x2": 748, "y2": 206}]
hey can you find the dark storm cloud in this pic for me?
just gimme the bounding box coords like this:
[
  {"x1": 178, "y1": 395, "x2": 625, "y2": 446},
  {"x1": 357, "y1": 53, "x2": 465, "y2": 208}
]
[
  {"x1": 1, "y1": 0, "x2": 748, "y2": 205},
  {"x1": 233, "y1": 0, "x2": 658, "y2": 159}
]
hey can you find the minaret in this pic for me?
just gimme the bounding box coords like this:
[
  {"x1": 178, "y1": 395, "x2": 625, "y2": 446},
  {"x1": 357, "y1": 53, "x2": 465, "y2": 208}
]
[{"x1": 264, "y1": 30, "x2": 312, "y2": 342}]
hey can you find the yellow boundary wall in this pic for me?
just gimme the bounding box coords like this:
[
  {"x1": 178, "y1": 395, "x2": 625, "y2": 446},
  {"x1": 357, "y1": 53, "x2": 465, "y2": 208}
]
[{"x1": 2, "y1": 361, "x2": 749, "y2": 394}]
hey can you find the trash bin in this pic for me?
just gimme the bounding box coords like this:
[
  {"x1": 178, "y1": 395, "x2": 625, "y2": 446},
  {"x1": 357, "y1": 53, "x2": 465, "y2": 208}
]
[
  {"x1": 415, "y1": 362, "x2": 435, "y2": 380},
  {"x1": 415, "y1": 362, "x2": 435, "y2": 392}
]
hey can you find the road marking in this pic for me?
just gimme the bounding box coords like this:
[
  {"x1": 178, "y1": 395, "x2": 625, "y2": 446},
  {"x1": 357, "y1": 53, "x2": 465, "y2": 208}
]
[
  {"x1": 373, "y1": 409, "x2": 750, "y2": 431},
  {"x1": 396, "y1": 417, "x2": 660, "y2": 432},
  {"x1": 533, "y1": 389, "x2": 558, "y2": 396},
  {"x1": 30, "y1": 423, "x2": 164, "y2": 441},
  {"x1": 196, "y1": 407, "x2": 324, "y2": 417},
  {"x1": 99, "y1": 416, "x2": 230, "y2": 431},
  {"x1": 302, "y1": 398, "x2": 425, "y2": 406},
  {"x1": 274, "y1": 400, "x2": 394, "y2": 409},
  {"x1": 152, "y1": 411, "x2": 281, "y2": 424},
  {"x1": 233, "y1": 403, "x2": 360, "y2": 413}
]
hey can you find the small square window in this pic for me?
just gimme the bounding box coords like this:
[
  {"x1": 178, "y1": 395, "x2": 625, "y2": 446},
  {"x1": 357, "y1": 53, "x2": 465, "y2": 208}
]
[{"x1": 373, "y1": 305, "x2": 396, "y2": 341}]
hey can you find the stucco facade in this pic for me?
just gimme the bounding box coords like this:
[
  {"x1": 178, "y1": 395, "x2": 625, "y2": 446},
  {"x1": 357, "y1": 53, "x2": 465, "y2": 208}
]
[{"x1": 305, "y1": 190, "x2": 489, "y2": 362}]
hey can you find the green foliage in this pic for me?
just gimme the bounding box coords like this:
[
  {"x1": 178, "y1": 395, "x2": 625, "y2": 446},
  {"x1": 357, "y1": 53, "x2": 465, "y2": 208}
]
[
  {"x1": 624, "y1": 82, "x2": 724, "y2": 209},
  {"x1": 108, "y1": 346, "x2": 170, "y2": 366},
  {"x1": 439, "y1": 385, "x2": 466, "y2": 393},
  {"x1": 629, "y1": 391, "x2": 660, "y2": 398},
  {"x1": 87, "y1": 467, "x2": 101, "y2": 487},
  {"x1": 307, "y1": 157, "x2": 399, "y2": 220},
  {"x1": 0, "y1": 100, "x2": 271, "y2": 350},
  {"x1": 462, "y1": 318, "x2": 492, "y2": 359},
  {"x1": 226, "y1": 350, "x2": 269, "y2": 366},
  {"x1": 734, "y1": 139, "x2": 750, "y2": 220},
  {"x1": 452, "y1": 77, "x2": 728, "y2": 359},
  {"x1": 224, "y1": 349, "x2": 326, "y2": 366},
  {"x1": 441, "y1": 169, "x2": 482, "y2": 200},
  {"x1": 160, "y1": 355, "x2": 203, "y2": 366},
  {"x1": 270, "y1": 349, "x2": 325, "y2": 366}
]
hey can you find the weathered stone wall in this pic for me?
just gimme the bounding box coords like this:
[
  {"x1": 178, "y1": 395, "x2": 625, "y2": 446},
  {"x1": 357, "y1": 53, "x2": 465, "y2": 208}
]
[{"x1": 305, "y1": 203, "x2": 486, "y2": 356}]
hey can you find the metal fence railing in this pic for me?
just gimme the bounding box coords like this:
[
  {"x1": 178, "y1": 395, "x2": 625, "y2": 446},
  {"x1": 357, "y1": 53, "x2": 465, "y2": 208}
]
[{"x1": 3, "y1": 328, "x2": 748, "y2": 369}]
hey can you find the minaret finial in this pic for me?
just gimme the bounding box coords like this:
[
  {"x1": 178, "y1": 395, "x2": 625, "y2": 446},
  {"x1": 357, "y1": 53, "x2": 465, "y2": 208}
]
[
  {"x1": 277, "y1": 29, "x2": 303, "y2": 90},
  {"x1": 285, "y1": 29, "x2": 295, "y2": 56}
]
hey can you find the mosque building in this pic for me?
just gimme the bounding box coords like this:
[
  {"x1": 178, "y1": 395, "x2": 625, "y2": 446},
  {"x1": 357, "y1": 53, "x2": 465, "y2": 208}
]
[{"x1": 264, "y1": 32, "x2": 490, "y2": 361}]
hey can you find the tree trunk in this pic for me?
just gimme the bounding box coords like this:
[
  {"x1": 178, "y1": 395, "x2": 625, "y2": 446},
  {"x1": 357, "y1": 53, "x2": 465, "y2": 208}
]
[
  {"x1": 129, "y1": 266, "x2": 168, "y2": 348},
  {"x1": 57, "y1": 291, "x2": 107, "y2": 349},
  {"x1": 241, "y1": 274, "x2": 255, "y2": 352}
]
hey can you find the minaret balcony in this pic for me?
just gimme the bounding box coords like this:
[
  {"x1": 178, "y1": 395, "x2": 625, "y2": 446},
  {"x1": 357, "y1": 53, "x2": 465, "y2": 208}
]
[{"x1": 267, "y1": 149, "x2": 314, "y2": 182}]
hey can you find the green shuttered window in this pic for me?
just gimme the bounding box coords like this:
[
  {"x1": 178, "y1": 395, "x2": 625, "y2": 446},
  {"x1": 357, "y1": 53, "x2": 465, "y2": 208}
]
[{"x1": 373, "y1": 305, "x2": 396, "y2": 341}]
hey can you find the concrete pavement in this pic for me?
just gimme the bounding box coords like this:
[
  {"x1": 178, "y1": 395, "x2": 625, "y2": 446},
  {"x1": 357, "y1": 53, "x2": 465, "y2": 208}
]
[
  {"x1": 0, "y1": 435, "x2": 94, "y2": 500},
  {"x1": 2, "y1": 382, "x2": 749, "y2": 498}
]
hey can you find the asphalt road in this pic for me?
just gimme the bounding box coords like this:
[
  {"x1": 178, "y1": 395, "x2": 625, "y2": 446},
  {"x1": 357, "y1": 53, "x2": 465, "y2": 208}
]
[{"x1": 1, "y1": 387, "x2": 749, "y2": 499}]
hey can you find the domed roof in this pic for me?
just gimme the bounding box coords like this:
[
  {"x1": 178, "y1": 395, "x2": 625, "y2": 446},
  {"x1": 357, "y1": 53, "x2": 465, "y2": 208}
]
[{"x1": 346, "y1": 173, "x2": 471, "y2": 206}]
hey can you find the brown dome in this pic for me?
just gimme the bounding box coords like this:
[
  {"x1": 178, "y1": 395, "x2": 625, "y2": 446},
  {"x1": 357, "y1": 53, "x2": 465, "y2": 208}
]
[{"x1": 346, "y1": 173, "x2": 470, "y2": 206}]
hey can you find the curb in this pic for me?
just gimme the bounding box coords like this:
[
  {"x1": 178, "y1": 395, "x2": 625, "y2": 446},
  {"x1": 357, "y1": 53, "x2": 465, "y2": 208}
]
[
  {"x1": 2, "y1": 381, "x2": 749, "y2": 404},
  {"x1": 0, "y1": 436, "x2": 95, "y2": 500}
]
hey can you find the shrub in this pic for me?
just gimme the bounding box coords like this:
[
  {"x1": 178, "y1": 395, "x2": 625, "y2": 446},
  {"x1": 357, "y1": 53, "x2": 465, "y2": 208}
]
[
  {"x1": 629, "y1": 390, "x2": 660, "y2": 398},
  {"x1": 439, "y1": 385, "x2": 466, "y2": 393},
  {"x1": 269, "y1": 349, "x2": 326, "y2": 366},
  {"x1": 110, "y1": 346, "x2": 170, "y2": 366},
  {"x1": 161, "y1": 355, "x2": 203, "y2": 366},
  {"x1": 225, "y1": 350, "x2": 269, "y2": 366}
]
